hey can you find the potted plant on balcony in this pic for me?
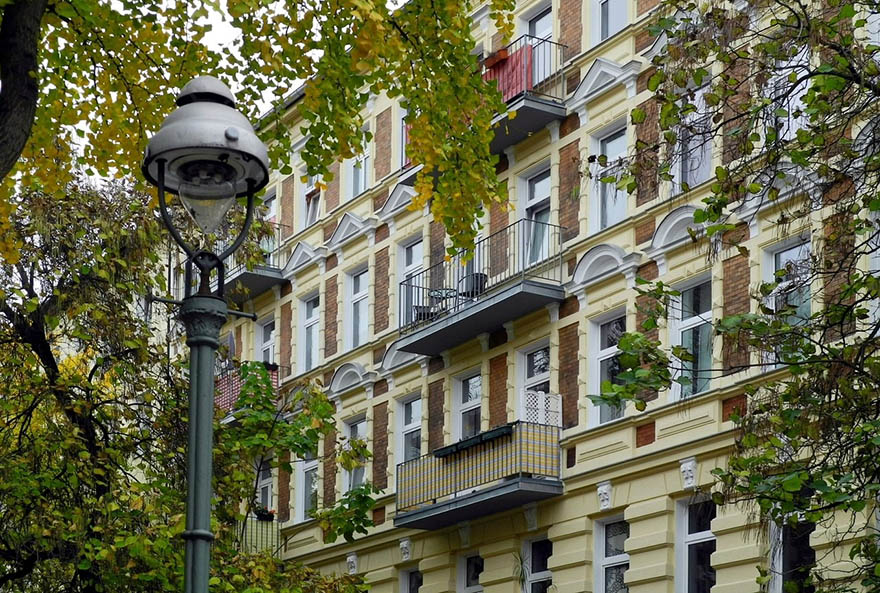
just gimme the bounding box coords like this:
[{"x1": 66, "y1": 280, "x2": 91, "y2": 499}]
[{"x1": 253, "y1": 502, "x2": 275, "y2": 522}]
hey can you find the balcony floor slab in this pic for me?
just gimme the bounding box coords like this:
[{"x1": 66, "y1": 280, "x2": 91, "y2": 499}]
[
  {"x1": 490, "y1": 95, "x2": 567, "y2": 155},
  {"x1": 224, "y1": 266, "x2": 284, "y2": 304}
]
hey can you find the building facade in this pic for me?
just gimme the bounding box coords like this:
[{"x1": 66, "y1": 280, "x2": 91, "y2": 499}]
[{"x1": 201, "y1": 0, "x2": 855, "y2": 591}]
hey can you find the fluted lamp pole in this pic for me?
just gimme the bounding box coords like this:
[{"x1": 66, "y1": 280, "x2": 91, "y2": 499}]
[{"x1": 142, "y1": 76, "x2": 269, "y2": 593}]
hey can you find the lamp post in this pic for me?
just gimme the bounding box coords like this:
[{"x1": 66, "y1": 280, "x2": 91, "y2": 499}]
[{"x1": 142, "y1": 76, "x2": 269, "y2": 593}]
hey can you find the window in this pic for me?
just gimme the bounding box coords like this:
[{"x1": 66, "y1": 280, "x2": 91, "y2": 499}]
[
  {"x1": 401, "y1": 238, "x2": 424, "y2": 327},
  {"x1": 256, "y1": 458, "x2": 273, "y2": 511},
  {"x1": 769, "y1": 48, "x2": 810, "y2": 143},
  {"x1": 600, "y1": 0, "x2": 627, "y2": 40},
  {"x1": 258, "y1": 318, "x2": 275, "y2": 364},
  {"x1": 345, "y1": 417, "x2": 366, "y2": 490},
  {"x1": 770, "y1": 241, "x2": 811, "y2": 324},
  {"x1": 456, "y1": 372, "x2": 482, "y2": 440},
  {"x1": 349, "y1": 269, "x2": 369, "y2": 348},
  {"x1": 460, "y1": 554, "x2": 484, "y2": 593},
  {"x1": 303, "y1": 173, "x2": 320, "y2": 226},
  {"x1": 672, "y1": 87, "x2": 712, "y2": 194},
  {"x1": 400, "y1": 108, "x2": 411, "y2": 169},
  {"x1": 351, "y1": 127, "x2": 371, "y2": 198},
  {"x1": 526, "y1": 169, "x2": 551, "y2": 264},
  {"x1": 402, "y1": 569, "x2": 423, "y2": 593},
  {"x1": 528, "y1": 8, "x2": 553, "y2": 84},
  {"x1": 592, "y1": 315, "x2": 626, "y2": 424},
  {"x1": 263, "y1": 188, "x2": 276, "y2": 220},
  {"x1": 301, "y1": 295, "x2": 320, "y2": 372},
  {"x1": 524, "y1": 538, "x2": 553, "y2": 593},
  {"x1": 596, "y1": 519, "x2": 629, "y2": 593},
  {"x1": 522, "y1": 344, "x2": 559, "y2": 426},
  {"x1": 673, "y1": 280, "x2": 712, "y2": 398},
  {"x1": 297, "y1": 452, "x2": 318, "y2": 522},
  {"x1": 399, "y1": 395, "x2": 422, "y2": 462},
  {"x1": 598, "y1": 128, "x2": 628, "y2": 230},
  {"x1": 219, "y1": 332, "x2": 236, "y2": 371},
  {"x1": 770, "y1": 519, "x2": 816, "y2": 593},
  {"x1": 678, "y1": 498, "x2": 716, "y2": 593}
]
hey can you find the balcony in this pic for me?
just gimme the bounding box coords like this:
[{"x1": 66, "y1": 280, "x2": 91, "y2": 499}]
[
  {"x1": 394, "y1": 421, "x2": 562, "y2": 530},
  {"x1": 397, "y1": 219, "x2": 565, "y2": 356},
  {"x1": 215, "y1": 361, "x2": 285, "y2": 412},
  {"x1": 234, "y1": 518, "x2": 280, "y2": 557},
  {"x1": 482, "y1": 35, "x2": 567, "y2": 154},
  {"x1": 214, "y1": 222, "x2": 286, "y2": 304}
]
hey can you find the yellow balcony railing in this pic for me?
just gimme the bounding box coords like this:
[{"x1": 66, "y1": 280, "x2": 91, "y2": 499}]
[{"x1": 396, "y1": 421, "x2": 560, "y2": 514}]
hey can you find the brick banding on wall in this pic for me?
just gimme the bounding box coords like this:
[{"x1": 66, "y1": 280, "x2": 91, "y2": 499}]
[
  {"x1": 489, "y1": 353, "x2": 508, "y2": 428},
  {"x1": 722, "y1": 254, "x2": 750, "y2": 374},
  {"x1": 558, "y1": 0, "x2": 582, "y2": 60},
  {"x1": 428, "y1": 379, "x2": 445, "y2": 451},
  {"x1": 559, "y1": 322, "x2": 579, "y2": 428},
  {"x1": 374, "y1": 247, "x2": 390, "y2": 332},
  {"x1": 280, "y1": 302, "x2": 292, "y2": 371},
  {"x1": 635, "y1": 218, "x2": 656, "y2": 245},
  {"x1": 634, "y1": 98, "x2": 660, "y2": 207},
  {"x1": 323, "y1": 422, "x2": 337, "y2": 507},
  {"x1": 375, "y1": 107, "x2": 392, "y2": 180},
  {"x1": 325, "y1": 276, "x2": 338, "y2": 357},
  {"x1": 722, "y1": 394, "x2": 746, "y2": 421},
  {"x1": 325, "y1": 162, "x2": 340, "y2": 211},
  {"x1": 372, "y1": 401, "x2": 389, "y2": 489},
  {"x1": 636, "y1": 422, "x2": 656, "y2": 447},
  {"x1": 281, "y1": 175, "x2": 295, "y2": 240},
  {"x1": 277, "y1": 451, "x2": 291, "y2": 521},
  {"x1": 559, "y1": 139, "x2": 581, "y2": 243}
]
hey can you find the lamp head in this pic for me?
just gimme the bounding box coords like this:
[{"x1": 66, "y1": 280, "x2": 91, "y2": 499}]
[{"x1": 142, "y1": 76, "x2": 269, "y2": 234}]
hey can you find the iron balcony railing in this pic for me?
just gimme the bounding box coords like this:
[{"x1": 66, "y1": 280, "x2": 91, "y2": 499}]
[
  {"x1": 234, "y1": 518, "x2": 280, "y2": 557},
  {"x1": 399, "y1": 218, "x2": 564, "y2": 334},
  {"x1": 396, "y1": 421, "x2": 561, "y2": 514},
  {"x1": 215, "y1": 361, "x2": 287, "y2": 411},
  {"x1": 482, "y1": 35, "x2": 567, "y2": 104}
]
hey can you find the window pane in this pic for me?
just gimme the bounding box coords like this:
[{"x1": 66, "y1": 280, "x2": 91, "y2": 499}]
[
  {"x1": 259, "y1": 484, "x2": 271, "y2": 508},
  {"x1": 304, "y1": 467, "x2": 317, "y2": 514},
  {"x1": 466, "y1": 555, "x2": 484, "y2": 587},
  {"x1": 687, "y1": 539, "x2": 716, "y2": 593},
  {"x1": 605, "y1": 564, "x2": 628, "y2": 593},
  {"x1": 774, "y1": 243, "x2": 810, "y2": 282},
  {"x1": 599, "y1": 400, "x2": 624, "y2": 423},
  {"x1": 531, "y1": 581, "x2": 552, "y2": 593},
  {"x1": 681, "y1": 322, "x2": 712, "y2": 397},
  {"x1": 529, "y1": 8, "x2": 552, "y2": 39},
  {"x1": 306, "y1": 297, "x2": 319, "y2": 318},
  {"x1": 601, "y1": 317, "x2": 626, "y2": 349},
  {"x1": 462, "y1": 408, "x2": 481, "y2": 439},
  {"x1": 601, "y1": 0, "x2": 610, "y2": 39},
  {"x1": 408, "y1": 570, "x2": 423, "y2": 593},
  {"x1": 350, "y1": 466, "x2": 364, "y2": 489},
  {"x1": 600, "y1": 354, "x2": 623, "y2": 386},
  {"x1": 605, "y1": 520, "x2": 629, "y2": 556},
  {"x1": 462, "y1": 375, "x2": 482, "y2": 403},
  {"x1": 404, "y1": 429, "x2": 421, "y2": 461},
  {"x1": 263, "y1": 321, "x2": 275, "y2": 343},
  {"x1": 404, "y1": 398, "x2": 421, "y2": 425},
  {"x1": 688, "y1": 500, "x2": 716, "y2": 534},
  {"x1": 305, "y1": 325, "x2": 315, "y2": 369},
  {"x1": 601, "y1": 129, "x2": 627, "y2": 160},
  {"x1": 529, "y1": 170, "x2": 551, "y2": 202},
  {"x1": 406, "y1": 241, "x2": 423, "y2": 267},
  {"x1": 527, "y1": 347, "x2": 550, "y2": 378},
  {"x1": 682, "y1": 282, "x2": 711, "y2": 318},
  {"x1": 353, "y1": 300, "x2": 362, "y2": 347},
  {"x1": 531, "y1": 539, "x2": 553, "y2": 573}
]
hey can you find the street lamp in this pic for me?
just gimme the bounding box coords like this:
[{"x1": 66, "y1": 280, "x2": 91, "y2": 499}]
[{"x1": 142, "y1": 75, "x2": 269, "y2": 593}]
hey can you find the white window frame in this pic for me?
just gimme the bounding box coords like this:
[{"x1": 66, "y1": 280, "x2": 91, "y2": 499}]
[
  {"x1": 525, "y1": 168, "x2": 552, "y2": 265},
  {"x1": 592, "y1": 124, "x2": 628, "y2": 232},
  {"x1": 349, "y1": 126, "x2": 371, "y2": 200},
  {"x1": 263, "y1": 187, "x2": 277, "y2": 220},
  {"x1": 400, "y1": 236, "x2": 424, "y2": 328},
  {"x1": 257, "y1": 316, "x2": 275, "y2": 364},
  {"x1": 594, "y1": 0, "x2": 627, "y2": 43},
  {"x1": 763, "y1": 237, "x2": 812, "y2": 365},
  {"x1": 295, "y1": 453, "x2": 319, "y2": 523},
  {"x1": 400, "y1": 107, "x2": 410, "y2": 169},
  {"x1": 401, "y1": 568, "x2": 423, "y2": 593},
  {"x1": 344, "y1": 416, "x2": 367, "y2": 491},
  {"x1": 299, "y1": 293, "x2": 320, "y2": 373},
  {"x1": 522, "y1": 537, "x2": 553, "y2": 593},
  {"x1": 348, "y1": 267, "x2": 369, "y2": 349},
  {"x1": 588, "y1": 311, "x2": 627, "y2": 426},
  {"x1": 768, "y1": 516, "x2": 816, "y2": 593},
  {"x1": 768, "y1": 47, "x2": 811, "y2": 144},
  {"x1": 594, "y1": 517, "x2": 630, "y2": 593},
  {"x1": 670, "y1": 276, "x2": 713, "y2": 400},
  {"x1": 255, "y1": 457, "x2": 273, "y2": 512},
  {"x1": 671, "y1": 86, "x2": 713, "y2": 196},
  {"x1": 458, "y1": 553, "x2": 484, "y2": 593},
  {"x1": 519, "y1": 340, "x2": 558, "y2": 426},
  {"x1": 398, "y1": 393, "x2": 422, "y2": 462},
  {"x1": 675, "y1": 497, "x2": 717, "y2": 593},
  {"x1": 454, "y1": 369, "x2": 483, "y2": 441}
]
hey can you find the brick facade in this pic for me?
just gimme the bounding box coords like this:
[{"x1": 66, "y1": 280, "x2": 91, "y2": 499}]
[
  {"x1": 374, "y1": 247, "x2": 390, "y2": 332},
  {"x1": 637, "y1": 0, "x2": 660, "y2": 16},
  {"x1": 281, "y1": 175, "x2": 295, "y2": 240},
  {"x1": 560, "y1": 295, "x2": 579, "y2": 318},
  {"x1": 558, "y1": 0, "x2": 582, "y2": 60},
  {"x1": 722, "y1": 394, "x2": 746, "y2": 422},
  {"x1": 323, "y1": 423, "x2": 336, "y2": 507},
  {"x1": 428, "y1": 379, "x2": 445, "y2": 451},
  {"x1": 722, "y1": 55, "x2": 751, "y2": 165},
  {"x1": 559, "y1": 139, "x2": 581, "y2": 243},
  {"x1": 277, "y1": 451, "x2": 291, "y2": 522},
  {"x1": 634, "y1": 98, "x2": 660, "y2": 206},
  {"x1": 559, "y1": 322, "x2": 579, "y2": 429},
  {"x1": 636, "y1": 422, "x2": 656, "y2": 447},
  {"x1": 325, "y1": 275, "x2": 338, "y2": 357},
  {"x1": 372, "y1": 401, "x2": 389, "y2": 489},
  {"x1": 374, "y1": 107, "x2": 393, "y2": 180},
  {"x1": 489, "y1": 353, "x2": 508, "y2": 428},
  {"x1": 234, "y1": 325, "x2": 242, "y2": 362},
  {"x1": 325, "y1": 161, "x2": 341, "y2": 212},
  {"x1": 635, "y1": 218, "x2": 656, "y2": 245},
  {"x1": 722, "y1": 254, "x2": 750, "y2": 374},
  {"x1": 280, "y1": 302, "x2": 292, "y2": 371}
]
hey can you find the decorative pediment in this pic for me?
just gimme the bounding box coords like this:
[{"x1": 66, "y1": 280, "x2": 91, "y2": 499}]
[
  {"x1": 328, "y1": 362, "x2": 378, "y2": 396},
  {"x1": 736, "y1": 162, "x2": 821, "y2": 237},
  {"x1": 326, "y1": 212, "x2": 378, "y2": 251},
  {"x1": 572, "y1": 243, "x2": 641, "y2": 289},
  {"x1": 381, "y1": 339, "x2": 422, "y2": 373},
  {"x1": 568, "y1": 58, "x2": 642, "y2": 123},
  {"x1": 643, "y1": 206, "x2": 701, "y2": 274},
  {"x1": 379, "y1": 183, "x2": 417, "y2": 221},
  {"x1": 282, "y1": 241, "x2": 328, "y2": 278}
]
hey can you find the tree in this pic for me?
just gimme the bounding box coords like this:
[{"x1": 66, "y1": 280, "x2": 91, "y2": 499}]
[
  {"x1": 0, "y1": 176, "x2": 376, "y2": 592},
  {"x1": 0, "y1": 0, "x2": 519, "y2": 257},
  {"x1": 597, "y1": 0, "x2": 880, "y2": 589}
]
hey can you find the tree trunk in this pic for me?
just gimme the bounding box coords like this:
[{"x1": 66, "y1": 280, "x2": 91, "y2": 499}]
[{"x1": 0, "y1": 0, "x2": 48, "y2": 183}]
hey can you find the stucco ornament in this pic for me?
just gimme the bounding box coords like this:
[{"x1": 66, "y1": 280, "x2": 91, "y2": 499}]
[
  {"x1": 597, "y1": 480, "x2": 612, "y2": 510},
  {"x1": 346, "y1": 552, "x2": 358, "y2": 575},
  {"x1": 399, "y1": 538, "x2": 411, "y2": 561},
  {"x1": 680, "y1": 457, "x2": 697, "y2": 490}
]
